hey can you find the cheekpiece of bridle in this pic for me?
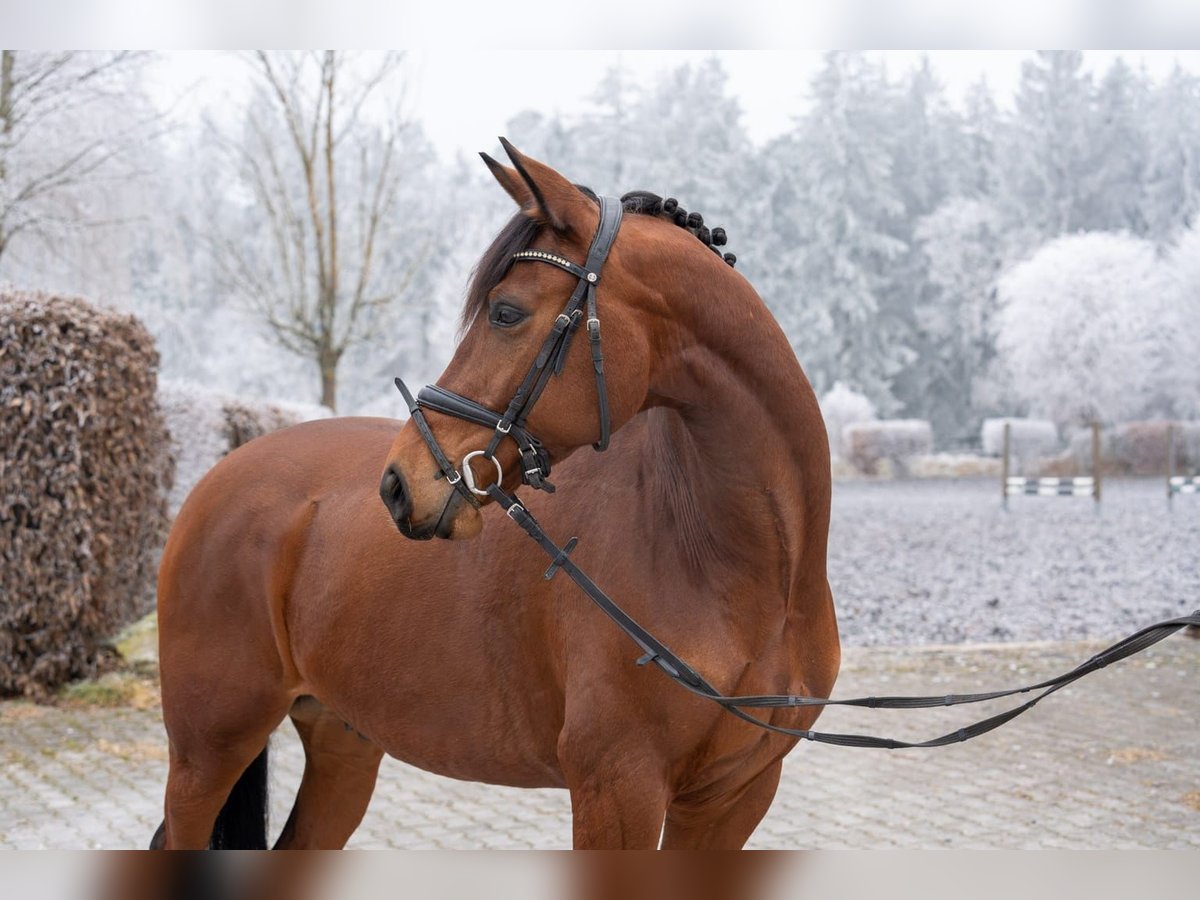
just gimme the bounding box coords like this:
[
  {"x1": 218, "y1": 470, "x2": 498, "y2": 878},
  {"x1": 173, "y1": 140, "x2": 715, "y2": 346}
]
[{"x1": 394, "y1": 195, "x2": 624, "y2": 507}]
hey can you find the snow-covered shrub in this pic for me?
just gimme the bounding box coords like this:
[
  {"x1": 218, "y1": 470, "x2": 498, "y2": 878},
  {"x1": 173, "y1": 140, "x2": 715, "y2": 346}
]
[
  {"x1": 907, "y1": 453, "x2": 1003, "y2": 479},
  {"x1": 1065, "y1": 421, "x2": 1200, "y2": 476},
  {"x1": 996, "y1": 233, "x2": 1189, "y2": 428},
  {"x1": 1, "y1": 291, "x2": 172, "y2": 696},
  {"x1": 843, "y1": 420, "x2": 933, "y2": 476},
  {"x1": 158, "y1": 381, "x2": 229, "y2": 516},
  {"x1": 160, "y1": 380, "x2": 332, "y2": 516},
  {"x1": 819, "y1": 382, "x2": 877, "y2": 460},
  {"x1": 221, "y1": 397, "x2": 332, "y2": 449},
  {"x1": 980, "y1": 418, "x2": 1059, "y2": 459}
]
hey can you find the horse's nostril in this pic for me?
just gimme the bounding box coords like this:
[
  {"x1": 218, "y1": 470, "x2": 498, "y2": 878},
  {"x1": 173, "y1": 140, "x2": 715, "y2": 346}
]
[{"x1": 379, "y1": 464, "x2": 412, "y2": 523}]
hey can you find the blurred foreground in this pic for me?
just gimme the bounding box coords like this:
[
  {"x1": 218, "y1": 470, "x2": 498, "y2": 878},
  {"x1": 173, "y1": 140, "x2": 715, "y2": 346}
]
[
  {"x1": 3, "y1": 847, "x2": 1199, "y2": 900},
  {"x1": 2, "y1": 637, "x2": 1196, "y2": 850}
]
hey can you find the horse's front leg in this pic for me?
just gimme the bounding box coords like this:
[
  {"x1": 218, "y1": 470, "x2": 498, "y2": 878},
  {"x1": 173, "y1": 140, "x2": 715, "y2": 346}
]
[{"x1": 558, "y1": 719, "x2": 671, "y2": 849}]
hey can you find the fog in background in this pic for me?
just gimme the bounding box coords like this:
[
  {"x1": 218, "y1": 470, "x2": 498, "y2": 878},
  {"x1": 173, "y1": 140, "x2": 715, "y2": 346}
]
[{"x1": 3, "y1": 50, "x2": 1199, "y2": 444}]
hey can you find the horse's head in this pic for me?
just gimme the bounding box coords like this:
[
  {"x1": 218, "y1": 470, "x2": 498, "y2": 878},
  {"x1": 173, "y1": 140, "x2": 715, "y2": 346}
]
[{"x1": 381, "y1": 140, "x2": 660, "y2": 540}]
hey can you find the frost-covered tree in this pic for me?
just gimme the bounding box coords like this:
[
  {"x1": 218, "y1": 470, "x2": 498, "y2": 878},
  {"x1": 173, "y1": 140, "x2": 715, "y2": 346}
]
[
  {"x1": 363, "y1": 153, "x2": 514, "y2": 416},
  {"x1": 564, "y1": 64, "x2": 643, "y2": 190},
  {"x1": 1004, "y1": 51, "x2": 1095, "y2": 236},
  {"x1": 630, "y1": 59, "x2": 751, "y2": 205},
  {"x1": 0, "y1": 51, "x2": 157, "y2": 270},
  {"x1": 1143, "y1": 64, "x2": 1200, "y2": 241},
  {"x1": 1165, "y1": 225, "x2": 1200, "y2": 416},
  {"x1": 890, "y1": 56, "x2": 955, "y2": 217},
  {"x1": 909, "y1": 197, "x2": 1006, "y2": 439},
  {"x1": 996, "y1": 232, "x2": 1189, "y2": 426},
  {"x1": 503, "y1": 110, "x2": 574, "y2": 177},
  {"x1": 773, "y1": 52, "x2": 910, "y2": 413},
  {"x1": 209, "y1": 51, "x2": 434, "y2": 412},
  {"x1": 958, "y1": 77, "x2": 1002, "y2": 199},
  {"x1": 885, "y1": 58, "x2": 968, "y2": 425},
  {"x1": 1084, "y1": 57, "x2": 1151, "y2": 233},
  {"x1": 819, "y1": 381, "x2": 877, "y2": 461}
]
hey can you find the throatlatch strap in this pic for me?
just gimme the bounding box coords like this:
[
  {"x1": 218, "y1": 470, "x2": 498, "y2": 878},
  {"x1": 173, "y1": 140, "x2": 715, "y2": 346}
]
[{"x1": 486, "y1": 483, "x2": 1200, "y2": 750}]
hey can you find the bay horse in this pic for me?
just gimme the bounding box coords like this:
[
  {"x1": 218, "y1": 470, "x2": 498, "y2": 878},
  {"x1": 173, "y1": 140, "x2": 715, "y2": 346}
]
[{"x1": 152, "y1": 141, "x2": 839, "y2": 849}]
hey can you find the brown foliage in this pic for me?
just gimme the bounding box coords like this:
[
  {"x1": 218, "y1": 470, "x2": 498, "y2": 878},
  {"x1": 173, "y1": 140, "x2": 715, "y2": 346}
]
[
  {"x1": 0, "y1": 290, "x2": 173, "y2": 697},
  {"x1": 843, "y1": 420, "x2": 933, "y2": 476},
  {"x1": 221, "y1": 398, "x2": 305, "y2": 450},
  {"x1": 1054, "y1": 421, "x2": 1200, "y2": 477}
]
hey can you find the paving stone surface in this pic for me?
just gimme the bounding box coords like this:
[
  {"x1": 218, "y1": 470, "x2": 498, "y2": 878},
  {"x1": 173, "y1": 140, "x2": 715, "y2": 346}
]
[{"x1": 3, "y1": 637, "x2": 1197, "y2": 849}]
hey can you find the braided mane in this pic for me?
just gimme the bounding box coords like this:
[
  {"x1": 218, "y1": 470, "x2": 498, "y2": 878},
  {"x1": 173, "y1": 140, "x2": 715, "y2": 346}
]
[{"x1": 460, "y1": 189, "x2": 735, "y2": 331}]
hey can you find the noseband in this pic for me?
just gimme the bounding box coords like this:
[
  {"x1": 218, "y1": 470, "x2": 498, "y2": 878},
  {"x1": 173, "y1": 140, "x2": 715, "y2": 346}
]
[{"x1": 395, "y1": 196, "x2": 624, "y2": 506}]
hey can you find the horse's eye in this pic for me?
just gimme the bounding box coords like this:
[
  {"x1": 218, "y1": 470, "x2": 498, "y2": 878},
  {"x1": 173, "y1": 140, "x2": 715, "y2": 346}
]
[{"x1": 490, "y1": 304, "x2": 527, "y2": 328}]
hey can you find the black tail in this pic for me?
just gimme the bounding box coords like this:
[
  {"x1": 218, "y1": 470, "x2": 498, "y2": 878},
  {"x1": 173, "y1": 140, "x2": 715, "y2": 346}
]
[{"x1": 209, "y1": 744, "x2": 270, "y2": 849}]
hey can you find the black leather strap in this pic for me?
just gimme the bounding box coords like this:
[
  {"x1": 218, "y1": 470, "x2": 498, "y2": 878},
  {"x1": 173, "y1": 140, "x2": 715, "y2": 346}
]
[
  {"x1": 393, "y1": 378, "x2": 480, "y2": 508},
  {"x1": 509, "y1": 196, "x2": 622, "y2": 454},
  {"x1": 417, "y1": 384, "x2": 553, "y2": 491},
  {"x1": 486, "y1": 482, "x2": 1200, "y2": 750},
  {"x1": 400, "y1": 196, "x2": 624, "y2": 494}
]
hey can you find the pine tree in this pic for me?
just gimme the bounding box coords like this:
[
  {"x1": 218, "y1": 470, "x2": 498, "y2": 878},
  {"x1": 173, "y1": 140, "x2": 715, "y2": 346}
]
[
  {"x1": 1005, "y1": 51, "x2": 1095, "y2": 236},
  {"x1": 769, "y1": 52, "x2": 910, "y2": 413},
  {"x1": 909, "y1": 197, "x2": 1006, "y2": 440},
  {"x1": 574, "y1": 63, "x2": 642, "y2": 189},
  {"x1": 1084, "y1": 57, "x2": 1151, "y2": 233},
  {"x1": 959, "y1": 77, "x2": 1002, "y2": 199},
  {"x1": 1143, "y1": 64, "x2": 1200, "y2": 240},
  {"x1": 890, "y1": 55, "x2": 954, "y2": 217}
]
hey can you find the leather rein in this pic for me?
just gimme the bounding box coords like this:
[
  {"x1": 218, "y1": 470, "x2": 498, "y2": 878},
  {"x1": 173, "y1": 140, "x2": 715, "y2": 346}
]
[{"x1": 393, "y1": 195, "x2": 1200, "y2": 749}]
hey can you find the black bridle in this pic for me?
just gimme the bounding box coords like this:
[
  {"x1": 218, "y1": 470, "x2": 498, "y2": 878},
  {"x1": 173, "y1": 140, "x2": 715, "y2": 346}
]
[
  {"x1": 394, "y1": 195, "x2": 623, "y2": 506},
  {"x1": 392, "y1": 196, "x2": 1200, "y2": 749}
]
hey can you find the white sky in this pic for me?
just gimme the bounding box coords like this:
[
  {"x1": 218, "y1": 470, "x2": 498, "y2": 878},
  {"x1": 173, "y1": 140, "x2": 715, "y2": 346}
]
[{"x1": 147, "y1": 50, "x2": 1200, "y2": 163}]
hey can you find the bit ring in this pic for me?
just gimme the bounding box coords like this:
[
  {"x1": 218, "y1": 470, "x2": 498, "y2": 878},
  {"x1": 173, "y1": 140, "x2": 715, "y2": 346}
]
[{"x1": 461, "y1": 450, "x2": 503, "y2": 497}]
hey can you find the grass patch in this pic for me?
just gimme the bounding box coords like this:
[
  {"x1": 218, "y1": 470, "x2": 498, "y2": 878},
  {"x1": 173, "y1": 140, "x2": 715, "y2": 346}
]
[{"x1": 58, "y1": 671, "x2": 160, "y2": 710}]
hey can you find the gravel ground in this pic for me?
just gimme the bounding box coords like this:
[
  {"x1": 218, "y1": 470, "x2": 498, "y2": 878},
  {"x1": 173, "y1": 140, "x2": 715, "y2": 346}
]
[{"x1": 828, "y1": 477, "x2": 1200, "y2": 645}]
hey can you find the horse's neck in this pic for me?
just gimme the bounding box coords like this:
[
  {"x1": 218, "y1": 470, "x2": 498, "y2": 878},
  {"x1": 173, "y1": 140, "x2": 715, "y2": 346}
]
[{"x1": 641, "y1": 270, "x2": 831, "y2": 600}]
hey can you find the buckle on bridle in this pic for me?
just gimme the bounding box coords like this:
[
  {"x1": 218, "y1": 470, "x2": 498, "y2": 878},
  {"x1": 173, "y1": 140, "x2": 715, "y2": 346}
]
[
  {"x1": 506, "y1": 503, "x2": 526, "y2": 521},
  {"x1": 495, "y1": 420, "x2": 512, "y2": 435},
  {"x1": 587, "y1": 317, "x2": 600, "y2": 338}
]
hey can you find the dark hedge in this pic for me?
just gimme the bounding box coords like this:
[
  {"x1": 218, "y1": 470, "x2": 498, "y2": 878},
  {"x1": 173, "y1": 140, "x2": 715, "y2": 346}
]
[{"x1": 1, "y1": 291, "x2": 173, "y2": 697}]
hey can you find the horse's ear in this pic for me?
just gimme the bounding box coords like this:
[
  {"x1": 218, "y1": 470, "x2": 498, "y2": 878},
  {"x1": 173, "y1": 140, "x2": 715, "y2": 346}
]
[
  {"x1": 484, "y1": 137, "x2": 592, "y2": 234},
  {"x1": 479, "y1": 152, "x2": 534, "y2": 210}
]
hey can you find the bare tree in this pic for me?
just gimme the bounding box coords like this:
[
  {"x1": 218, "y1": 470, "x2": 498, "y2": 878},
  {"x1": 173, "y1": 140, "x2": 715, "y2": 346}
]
[
  {"x1": 212, "y1": 51, "x2": 425, "y2": 412},
  {"x1": 0, "y1": 51, "x2": 154, "y2": 267}
]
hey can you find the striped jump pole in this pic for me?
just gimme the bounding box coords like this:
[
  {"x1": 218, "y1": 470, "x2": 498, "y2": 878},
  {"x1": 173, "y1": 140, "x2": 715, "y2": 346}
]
[
  {"x1": 1169, "y1": 476, "x2": 1200, "y2": 497},
  {"x1": 1168, "y1": 425, "x2": 1200, "y2": 506},
  {"x1": 1163, "y1": 424, "x2": 1200, "y2": 511},
  {"x1": 1001, "y1": 421, "x2": 1102, "y2": 508},
  {"x1": 1005, "y1": 476, "x2": 1097, "y2": 497}
]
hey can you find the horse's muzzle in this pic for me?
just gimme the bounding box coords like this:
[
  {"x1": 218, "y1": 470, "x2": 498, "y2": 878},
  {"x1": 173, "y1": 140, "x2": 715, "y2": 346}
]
[
  {"x1": 381, "y1": 462, "x2": 474, "y2": 540},
  {"x1": 380, "y1": 463, "x2": 429, "y2": 539}
]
